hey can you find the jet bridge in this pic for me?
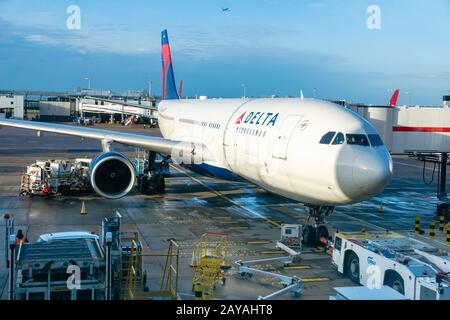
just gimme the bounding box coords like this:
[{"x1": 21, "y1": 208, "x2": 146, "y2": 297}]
[{"x1": 348, "y1": 104, "x2": 450, "y2": 215}]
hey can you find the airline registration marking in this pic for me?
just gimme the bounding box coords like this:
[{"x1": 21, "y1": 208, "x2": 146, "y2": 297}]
[{"x1": 235, "y1": 111, "x2": 279, "y2": 126}]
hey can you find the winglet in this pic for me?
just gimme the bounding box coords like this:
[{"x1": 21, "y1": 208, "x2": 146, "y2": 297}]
[
  {"x1": 161, "y1": 30, "x2": 179, "y2": 100},
  {"x1": 389, "y1": 89, "x2": 400, "y2": 107}
]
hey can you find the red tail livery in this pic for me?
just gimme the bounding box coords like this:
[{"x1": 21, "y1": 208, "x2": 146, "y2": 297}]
[{"x1": 389, "y1": 89, "x2": 400, "y2": 107}]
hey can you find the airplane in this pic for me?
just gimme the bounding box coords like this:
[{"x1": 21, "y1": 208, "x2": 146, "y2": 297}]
[
  {"x1": 389, "y1": 89, "x2": 400, "y2": 107},
  {"x1": 0, "y1": 30, "x2": 393, "y2": 244},
  {"x1": 222, "y1": 8, "x2": 230, "y2": 12}
]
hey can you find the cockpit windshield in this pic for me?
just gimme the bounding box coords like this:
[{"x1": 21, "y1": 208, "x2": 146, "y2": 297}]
[
  {"x1": 319, "y1": 132, "x2": 383, "y2": 147},
  {"x1": 319, "y1": 131, "x2": 336, "y2": 145},
  {"x1": 368, "y1": 134, "x2": 384, "y2": 146},
  {"x1": 332, "y1": 133, "x2": 345, "y2": 145},
  {"x1": 346, "y1": 134, "x2": 370, "y2": 147}
]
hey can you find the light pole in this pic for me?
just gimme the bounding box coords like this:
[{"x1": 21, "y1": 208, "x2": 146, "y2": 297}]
[
  {"x1": 241, "y1": 84, "x2": 247, "y2": 99},
  {"x1": 84, "y1": 77, "x2": 92, "y2": 90},
  {"x1": 8, "y1": 234, "x2": 16, "y2": 300},
  {"x1": 148, "y1": 80, "x2": 153, "y2": 98}
]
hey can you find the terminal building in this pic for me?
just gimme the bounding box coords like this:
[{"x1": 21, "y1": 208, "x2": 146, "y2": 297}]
[
  {"x1": 0, "y1": 90, "x2": 158, "y2": 123},
  {"x1": 0, "y1": 94, "x2": 24, "y2": 119}
]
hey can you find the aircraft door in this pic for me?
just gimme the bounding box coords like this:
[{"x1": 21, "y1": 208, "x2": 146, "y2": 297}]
[{"x1": 272, "y1": 115, "x2": 301, "y2": 160}]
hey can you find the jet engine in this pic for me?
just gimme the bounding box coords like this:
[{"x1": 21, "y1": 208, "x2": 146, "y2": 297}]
[{"x1": 88, "y1": 152, "x2": 135, "y2": 199}]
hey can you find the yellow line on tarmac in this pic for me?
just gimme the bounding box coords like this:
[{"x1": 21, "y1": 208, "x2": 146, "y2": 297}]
[
  {"x1": 284, "y1": 265, "x2": 311, "y2": 270},
  {"x1": 247, "y1": 241, "x2": 271, "y2": 245},
  {"x1": 302, "y1": 277, "x2": 330, "y2": 283},
  {"x1": 229, "y1": 227, "x2": 249, "y2": 230},
  {"x1": 265, "y1": 219, "x2": 282, "y2": 229},
  {"x1": 260, "y1": 251, "x2": 283, "y2": 255},
  {"x1": 170, "y1": 164, "x2": 282, "y2": 229}
]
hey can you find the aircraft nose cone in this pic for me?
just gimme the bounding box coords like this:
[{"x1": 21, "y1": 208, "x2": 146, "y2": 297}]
[{"x1": 352, "y1": 151, "x2": 393, "y2": 196}]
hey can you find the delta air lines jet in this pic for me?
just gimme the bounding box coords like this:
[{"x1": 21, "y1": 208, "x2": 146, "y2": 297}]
[{"x1": 0, "y1": 30, "x2": 393, "y2": 243}]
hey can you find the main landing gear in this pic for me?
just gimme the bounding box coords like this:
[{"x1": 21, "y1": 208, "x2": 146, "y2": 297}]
[
  {"x1": 137, "y1": 151, "x2": 168, "y2": 194},
  {"x1": 302, "y1": 206, "x2": 334, "y2": 247}
]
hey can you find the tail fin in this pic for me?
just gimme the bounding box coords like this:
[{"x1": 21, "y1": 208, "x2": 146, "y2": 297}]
[
  {"x1": 161, "y1": 30, "x2": 179, "y2": 100},
  {"x1": 389, "y1": 89, "x2": 400, "y2": 107}
]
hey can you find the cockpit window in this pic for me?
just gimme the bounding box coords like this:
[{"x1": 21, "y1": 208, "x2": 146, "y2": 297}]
[
  {"x1": 368, "y1": 134, "x2": 384, "y2": 147},
  {"x1": 332, "y1": 132, "x2": 345, "y2": 145},
  {"x1": 319, "y1": 131, "x2": 336, "y2": 145},
  {"x1": 346, "y1": 134, "x2": 370, "y2": 146}
]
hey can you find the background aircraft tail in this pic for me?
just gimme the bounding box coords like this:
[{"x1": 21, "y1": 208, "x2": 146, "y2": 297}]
[
  {"x1": 389, "y1": 89, "x2": 400, "y2": 107},
  {"x1": 161, "y1": 30, "x2": 179, "y2": 100}
]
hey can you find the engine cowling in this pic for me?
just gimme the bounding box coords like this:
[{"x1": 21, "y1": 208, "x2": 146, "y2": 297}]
[{"x1": 88, "y1": 152, "x2": 135, "y2": 199}]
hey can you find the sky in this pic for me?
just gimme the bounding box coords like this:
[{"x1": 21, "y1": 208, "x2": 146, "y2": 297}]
[{"x1": 0, "y1": 0, "x2": 450, "y2": 105}]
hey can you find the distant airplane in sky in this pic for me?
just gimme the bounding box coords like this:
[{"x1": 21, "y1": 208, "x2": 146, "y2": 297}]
[{"x1": 222, "y1": 8, "x2": 230, "y2": 12}]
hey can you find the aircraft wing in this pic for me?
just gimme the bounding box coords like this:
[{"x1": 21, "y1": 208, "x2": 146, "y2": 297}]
[
  {"x1": 0, "y1": 119, "x2": 212, "y2": 161},
  {"x1": 84, "y1": 96, "x2": 157, "y2": 111}
]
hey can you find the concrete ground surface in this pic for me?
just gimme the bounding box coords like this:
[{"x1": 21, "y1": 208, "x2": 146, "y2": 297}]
[{"x1": 0, "y1": 123, "x2": 448, "y2": 300}]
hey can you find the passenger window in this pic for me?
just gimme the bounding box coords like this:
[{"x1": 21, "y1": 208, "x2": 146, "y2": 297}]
[
  {"x1": 368, "y1": 134, "x2": 384, "y2": 147},
  {"x1": 319, "y1": 131, "x2": 336, "y2": 145},
  {"x1": 346, "y1": 134, "x2": 370, "y2": 146},
  {"x1": 332, "y1": 132, "x2": 345, "y2": 145}
]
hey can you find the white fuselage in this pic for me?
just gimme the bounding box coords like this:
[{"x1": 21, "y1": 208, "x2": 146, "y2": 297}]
[{"x1": 158, "y1": 98, "x2": 393, "y2": 206}]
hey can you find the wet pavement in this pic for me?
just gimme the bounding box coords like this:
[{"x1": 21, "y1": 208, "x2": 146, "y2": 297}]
[{"x1": 0, "y1": 124, "x2": 448, "y2": 300}]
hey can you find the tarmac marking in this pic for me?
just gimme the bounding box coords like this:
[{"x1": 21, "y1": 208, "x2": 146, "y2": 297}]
[
  {"x1": 170, "y1": 164, "x2": 282, "y2": 229},
  {"x1": 228, "y1": 226, "x2": 250, "y2": 230},
  {"x1": 265, "y1": 219, "x2": 282, "y2": 229},
  {"x1": 260, "y1": 251, "x2": 283, "y2": 255},
  {"x1": 247, "y1": 241, "x2": 271, "y2": 245},
  {"x1": 302, "y1": 277, "x2": 330, "y2": 283},
  {"x1": 284, "y1": 265, "x2": 311, "y2": 270}
]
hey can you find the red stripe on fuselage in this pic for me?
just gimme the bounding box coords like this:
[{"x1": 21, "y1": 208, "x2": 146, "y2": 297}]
[{"x1": 393, "y1": 126, "x2": 450, "y2": 133}]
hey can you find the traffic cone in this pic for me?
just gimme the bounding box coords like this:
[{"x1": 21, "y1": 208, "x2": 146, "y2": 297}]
[
  {"x1": 189, "y1": 250, "x2": 197, "y2": 267},
  {"x1": 378, "y1": 201, "x2": 384, "y2": 213},
  {"x1": 80, "y1": 201, "x2": 88, "y2": 216}
]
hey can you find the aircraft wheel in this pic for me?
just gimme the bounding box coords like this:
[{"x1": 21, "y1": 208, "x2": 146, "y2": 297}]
[
  {"x1": 302, "y1": 225, "x2": 317, "y2": 246},
  {"x1": 139, "y1": 176, "x2": 149, "y2": 194},
  {"x1": 385, "y1": 272, "x2": 405, "y2": 295},
  {"x1": 345, "y1": 251, "x2": 360, "y2": 284},
  {"x1": 316, "y1": 225, "x2": 329, "y2": 245},
  {"x1": 156, "y1": 175, "x2": 165, "y2": 193}
]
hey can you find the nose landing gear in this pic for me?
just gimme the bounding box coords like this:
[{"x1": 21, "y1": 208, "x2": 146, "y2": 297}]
[{"x1": 301, "y1": 206, "x2": 333, "y2": 247}]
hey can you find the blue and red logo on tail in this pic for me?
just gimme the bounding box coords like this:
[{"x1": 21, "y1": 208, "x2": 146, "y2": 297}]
[{"x1": 161, "y1": 30, "x2": 179, "y2": 100}]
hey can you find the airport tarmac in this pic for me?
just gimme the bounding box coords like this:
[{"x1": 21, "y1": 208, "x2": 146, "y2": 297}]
[{"x1": 0, "y1": 124, "x2": 448, "y2": 300}]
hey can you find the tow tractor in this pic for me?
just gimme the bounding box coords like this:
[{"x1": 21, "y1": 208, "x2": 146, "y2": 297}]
[{"x1": 332, "y1": 231, "x2": 450, "y2": 300}]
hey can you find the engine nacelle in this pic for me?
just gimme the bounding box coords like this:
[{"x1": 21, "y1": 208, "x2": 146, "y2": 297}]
[{"x1": 88, "y1": 152, "x2": 135, "y2": 199}]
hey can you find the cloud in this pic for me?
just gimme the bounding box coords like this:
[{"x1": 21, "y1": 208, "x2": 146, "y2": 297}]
[
  {"x1": 307, "y1": 2, "x2": 327, "y2": 9},
  {"x1": 24, "y1": 34, "x2": 59, "y2": 46}
]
